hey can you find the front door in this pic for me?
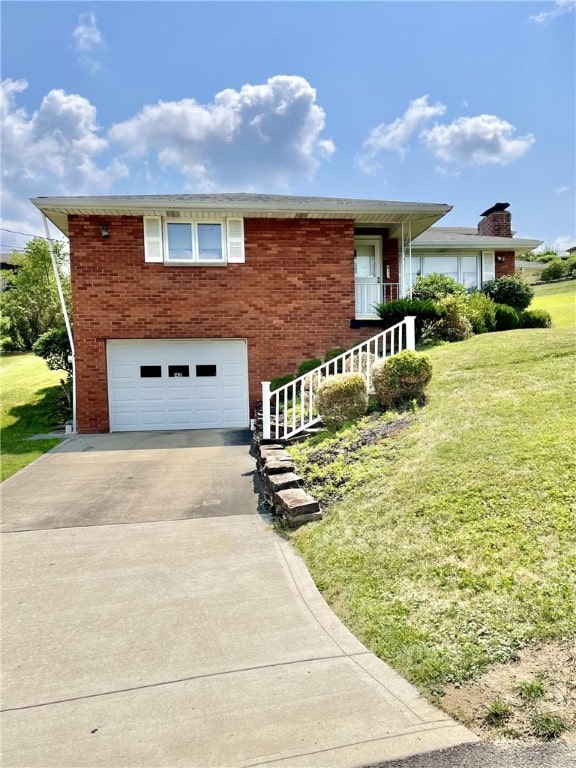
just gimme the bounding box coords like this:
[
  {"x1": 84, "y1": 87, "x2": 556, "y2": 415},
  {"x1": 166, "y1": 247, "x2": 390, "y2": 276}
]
[{"x1": 354, "y1": 236, "x2": 382, "y2": 318}]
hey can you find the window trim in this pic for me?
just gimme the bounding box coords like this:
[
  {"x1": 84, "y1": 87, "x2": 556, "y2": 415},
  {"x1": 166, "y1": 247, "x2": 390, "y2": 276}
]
[{"x1": 164, "y1": 219, "x2": 226, "y2": 265}]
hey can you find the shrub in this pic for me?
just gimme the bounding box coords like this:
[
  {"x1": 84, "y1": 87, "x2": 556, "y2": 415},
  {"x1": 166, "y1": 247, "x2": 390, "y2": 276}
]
[
  {"x1": 520, "y1": 309, "x2": 552, "y2": 328},
  {"x1": 33, "y1": 326, "x2": 73, "y2": 374},
  {"x1": 421, "y1": 295, "x2": 473, "y2": 344},
  {"x1": 270, "y1": 374, "x2": 295, "y2": 392},
  {"x1": 412, "y1": 273, "x2": 467, "y2": 301},
  {"x1": 481, "y1": 275, "x2": 534, "y2": 312},
  {"x1": 344, "y1": 350, "x2": 377, "y2": 375},
  {"x1": 465, "y1": 292, "x2": 497, "y2": 334},
  {"x1": 375, "y1": 299, "x2": 443, "y2": 342},
  {"x1": 564, "y1": 255, "x2": 576, "y2": 278},
  {"x1": 371, "y1": 351, "x2": 432, "y2": 409},
  {"x1": 325, "y1": 347, "x2": 347, "y2": 362},
  {"x1": 324, "y1": 347, "x2": 347, "y2": 373},
  {"x1": 494, "y1": 303, "x2": 520, "y2": 331},
  {"x1": 296, "y1": 358, "x2": 322, "y2": 377},
  {"x1": 316, "y1": 373, "x2": 368, "y2": 431},
  {"x1": 540, "y1": 259, "x2": 566, "y2": 281}
]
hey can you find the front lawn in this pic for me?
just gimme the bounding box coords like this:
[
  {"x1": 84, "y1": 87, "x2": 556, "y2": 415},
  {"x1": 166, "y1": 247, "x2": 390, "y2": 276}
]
[
  {"x1": 1, "y1": 353, "x2": 64, "y2": 481},
  {"x1": 531, "y1": 280, "x2": 575, "y2": 329},
  {"x1": 289, "y1": 329, "x2": 575, "y2": 701}
]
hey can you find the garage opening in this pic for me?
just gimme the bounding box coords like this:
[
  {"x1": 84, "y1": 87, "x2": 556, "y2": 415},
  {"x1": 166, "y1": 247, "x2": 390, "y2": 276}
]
[{"x1": 106, "y1": 339, "x2": 249, "y2": 432}]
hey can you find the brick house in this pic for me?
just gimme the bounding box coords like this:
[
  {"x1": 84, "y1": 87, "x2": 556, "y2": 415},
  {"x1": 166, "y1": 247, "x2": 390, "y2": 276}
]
[
  {"x1": 30, "y1": 194, "x2": 537, "y2": 435},
  {"x1": 410, "y1": 203, "x2": 542, "y2": 293}
]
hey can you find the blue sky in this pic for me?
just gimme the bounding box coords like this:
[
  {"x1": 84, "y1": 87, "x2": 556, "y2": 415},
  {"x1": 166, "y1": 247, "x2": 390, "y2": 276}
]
[{"x1": 1, "y1": 1, "x2": 575, "y2": 254}]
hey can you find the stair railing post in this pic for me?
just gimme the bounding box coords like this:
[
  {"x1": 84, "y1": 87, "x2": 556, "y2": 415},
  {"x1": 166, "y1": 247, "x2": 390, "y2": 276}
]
[
  {"x1": 261, "y1": 381, "x2": 271, "y2": 440},
  {"x1": 405, "y1": 315, "x2": 416, "y2": 351}
]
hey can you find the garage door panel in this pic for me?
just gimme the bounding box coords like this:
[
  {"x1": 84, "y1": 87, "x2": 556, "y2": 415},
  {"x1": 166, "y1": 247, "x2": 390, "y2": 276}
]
[{"x1": 107, "y1": 340, "x2": 248, "y2": 432}]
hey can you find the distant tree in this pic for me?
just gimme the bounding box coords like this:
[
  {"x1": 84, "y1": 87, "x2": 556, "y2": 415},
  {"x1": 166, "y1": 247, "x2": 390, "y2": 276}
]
[{"x1": 0, "y1": 238, "x2": 70, "y2": 350}]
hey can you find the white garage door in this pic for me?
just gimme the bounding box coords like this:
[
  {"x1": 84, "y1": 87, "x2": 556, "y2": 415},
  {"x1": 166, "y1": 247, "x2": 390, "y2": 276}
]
[{"x1": 107, "y1": 339, "x2": 249, "y2": 432}]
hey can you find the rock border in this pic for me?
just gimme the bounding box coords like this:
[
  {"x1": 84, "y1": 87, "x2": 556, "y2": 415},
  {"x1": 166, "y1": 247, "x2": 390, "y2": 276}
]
[{"x1": 253, "y1": 440, "x2": 322, "y2": 527}]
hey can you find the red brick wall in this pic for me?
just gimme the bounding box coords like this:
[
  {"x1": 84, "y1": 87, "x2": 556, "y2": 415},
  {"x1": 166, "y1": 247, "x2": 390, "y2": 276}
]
[
  {"x1": 69, "y1": 215, "x2": 382, "y2": 432},
  {"x1": 495, "y1": 251, "x2": 515, "y2": 278}
]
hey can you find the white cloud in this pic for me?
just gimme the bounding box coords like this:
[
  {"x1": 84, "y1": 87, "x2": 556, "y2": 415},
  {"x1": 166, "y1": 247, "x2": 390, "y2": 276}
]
[
  {"x1": 530, "y1": 0, "x2": 575, "y2": 23},
  {"x1": 357, "y1": 95, "x2": 446, "y2": 173},
  {"x1": 434, "y1": 165, "x2": 461, "y2": 178},
  {"x1": 554, "y1": 185, "x2": 570, "y2": 194},
  {"x1": 421, "y1": 114, "x2": 535, "y2": 166},
  {"x1": 72, "y1": 13, "x2": 105, "y2": 73},
  {"x1": 109, "y1": 75, "x2": 335, "y2": 190},
  {"x1": 1, "y1": 78, "x2": 126, "y2": 234},
  {"x1": 72, "y1": 12, "x2": 104, "y2": 51},
  {"x1": 551, "y1": 235, "x2": 574, "y2": 253}
]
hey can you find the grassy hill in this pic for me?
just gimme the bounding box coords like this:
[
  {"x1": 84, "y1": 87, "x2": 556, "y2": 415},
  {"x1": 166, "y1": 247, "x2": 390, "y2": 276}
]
[
  {"x1": 290, "y1": 328, "x2": 575, "y2": 698},
  {"x1": 1, "y1": 353, "x2": 63, "y2": 481}
]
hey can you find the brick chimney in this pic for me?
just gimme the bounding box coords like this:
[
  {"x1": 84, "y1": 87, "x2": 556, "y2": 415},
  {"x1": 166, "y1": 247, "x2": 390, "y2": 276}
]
[{"x1": 478, "y1": 202, "x2": 512, "y2": 238}]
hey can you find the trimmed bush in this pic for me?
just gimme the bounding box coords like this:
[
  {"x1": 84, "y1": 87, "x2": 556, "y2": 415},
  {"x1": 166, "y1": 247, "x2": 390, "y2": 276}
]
[
  {"x1": 564, "y1": 255, "x2": 576, "y2": 278},
  {"x1": 494, "y1": 303, "x2": 521, "y2": 331},
  {"x1": 316, "y1": 373, "x2": 368, "y2": 431},
  {"x1": 325, "y1": 347, "x2": 347, "y2": 362},
  {"x1": 324, "y1": 347, "x2": 346, "y2": 373},
  {"x1": 297, "y1": 358, "x2": 322, "y2": 377},
  {"x1": 375, "y1": 298, "x2": 443, "y2": 342},
  {"x1": 344, "y1": 350, "x2": 377, "y2": 375},
  {"x1": 520, "y1": 309, "x2": 552, "y2": 328},
  {"x1": 481, "y1": 276, "x2": 534, "y2": 312},
  {"x1": 465, "y1": 292, "x2": 497, "y2": 334},
  {"x1": 270, "y1": 374, "x2": 295, "y2": 392},
  {"x1": 540, "y1": 259, "x2": 567, "y2": 281},
  {"x1": 421, "y1": 295, "x2": 473, "y2": 343},
  {"x1": 412, "y1": 273, "x2": 467, "y2": 301},
  {"x1": 371, "y1": 351, "x2": 432, "y2": 409}
]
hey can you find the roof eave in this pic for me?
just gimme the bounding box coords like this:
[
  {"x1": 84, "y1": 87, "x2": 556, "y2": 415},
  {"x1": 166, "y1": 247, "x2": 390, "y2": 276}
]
[{"x1": 30, "y1": 196, "x2": 452, "y2": 238}]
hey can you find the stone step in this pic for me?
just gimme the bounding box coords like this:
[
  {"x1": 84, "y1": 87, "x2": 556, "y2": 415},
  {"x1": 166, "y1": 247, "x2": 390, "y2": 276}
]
[
  {"x1": 265, "y1": 472, "x2": 302, "y2": 493},
  {"x1": 264, "y1": 458, "x2": 295, "y2": 475},
  {"x1": 274, "y1": 488, "x2": 321, "y2": 521}
]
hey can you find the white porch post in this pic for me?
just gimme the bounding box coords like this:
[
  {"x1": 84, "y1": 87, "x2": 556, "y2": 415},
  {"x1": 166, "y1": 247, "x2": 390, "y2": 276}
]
[
  {"x1": 261, "y1": 381, "x2": 271, "y2": 440},
  {"x1": 405, "y1": 316, "x2": 416, "y2": 351}
]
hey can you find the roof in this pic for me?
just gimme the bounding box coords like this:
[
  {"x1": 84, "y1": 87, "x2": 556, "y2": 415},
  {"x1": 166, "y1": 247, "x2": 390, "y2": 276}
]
[
  {"x1": 412, "y1": 226, "x2": 542, "y2": 253},
  {"x1": 30, "y1": 193, "x2": 453, "y2": 241}
]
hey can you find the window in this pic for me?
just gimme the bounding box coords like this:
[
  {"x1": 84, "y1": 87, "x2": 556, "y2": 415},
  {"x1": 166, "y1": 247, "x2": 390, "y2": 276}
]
[
  {"x1": 168, "y1": 365, "x2": 190, "y2": 378},
  {"x1": 144, "y1": 216, "x2": 245, "y2": 265},
  {"x1": 196, "y1": 364, "x2": 217, "y2": 377},
  {"x1": 140, "y1": 365, "x2": 162, "y2": 378},
  {"x1": 166, "y1": 222, "x2": 224, "y2": 263}
]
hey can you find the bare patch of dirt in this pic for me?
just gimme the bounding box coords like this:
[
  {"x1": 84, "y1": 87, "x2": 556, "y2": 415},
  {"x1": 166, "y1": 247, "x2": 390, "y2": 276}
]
[{"x1": 441, "y1": 637, "x2": 576, "y2": 743}]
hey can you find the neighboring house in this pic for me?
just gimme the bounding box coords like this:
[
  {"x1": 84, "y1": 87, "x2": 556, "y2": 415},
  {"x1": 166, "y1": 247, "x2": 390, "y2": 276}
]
[
  {"x1": 0, "y1": 254, "x2": 20, "y2": 291},
  {"x1": 31, "y1": 194, "x2": 535, "y2": 435},
  {"x1": 567, "y1": 246, "x2": 576, "y2": 255},
  {"x1": 410, "y1": 203, "x2": 542, "y2": 296}
]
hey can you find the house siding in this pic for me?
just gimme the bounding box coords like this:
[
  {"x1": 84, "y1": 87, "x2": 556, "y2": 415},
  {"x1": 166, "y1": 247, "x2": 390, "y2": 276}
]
[{"x1": 69, "y1": 215, "x2": 380, "y2": 433}]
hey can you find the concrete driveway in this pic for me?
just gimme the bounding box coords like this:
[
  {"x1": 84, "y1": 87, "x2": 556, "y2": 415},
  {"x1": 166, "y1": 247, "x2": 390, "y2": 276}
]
[{"x1": 1, "y1": 430, "x2": 476, "y2": 767}]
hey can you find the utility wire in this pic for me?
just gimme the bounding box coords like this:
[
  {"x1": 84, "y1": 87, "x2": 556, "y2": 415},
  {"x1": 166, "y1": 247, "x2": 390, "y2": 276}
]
[{"x1": 0, "y1": 227, "x2": 67, "y2": 242}]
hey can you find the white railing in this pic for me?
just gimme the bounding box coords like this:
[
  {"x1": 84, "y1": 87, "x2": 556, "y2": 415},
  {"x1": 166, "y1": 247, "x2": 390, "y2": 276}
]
[
  {"x1": 261, "y1": 316, "x2": 416, "y2": 441},
  {"x1": 355, "y1": 282, "x2": 402, "y2": 317}
]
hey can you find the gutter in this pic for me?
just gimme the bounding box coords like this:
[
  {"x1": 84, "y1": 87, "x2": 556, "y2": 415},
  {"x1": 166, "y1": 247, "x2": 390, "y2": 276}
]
[{"x1": 41, "y1": 213, "x2": 76, "y2": 435}]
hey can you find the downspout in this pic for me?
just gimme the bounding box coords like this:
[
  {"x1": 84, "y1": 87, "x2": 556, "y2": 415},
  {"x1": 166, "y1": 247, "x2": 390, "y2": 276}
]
[{"x1": 41, "y1": 213, "x2": 76, "y2": 435}]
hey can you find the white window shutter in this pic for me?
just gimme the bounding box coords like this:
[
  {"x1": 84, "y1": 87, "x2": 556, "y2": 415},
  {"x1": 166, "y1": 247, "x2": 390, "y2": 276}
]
[
  {"x1": 227, "y1": 218, "x2": 245, "y2": 263},
  {"x1": 482, "y1": 251, "x2": 495, "y2": 283},
  {"x1": 144, "y1": 217, "x2": 163, "y2": 263}
]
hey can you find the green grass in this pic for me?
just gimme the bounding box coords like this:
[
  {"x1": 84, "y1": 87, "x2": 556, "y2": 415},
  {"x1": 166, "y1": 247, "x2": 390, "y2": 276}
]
[
  {"x1": 531, "y1": 280, "x2": 575, "y2": 329},
  {"x1": 290, "y1": 329, "x2": 576, "y2": 694},
  {"x1": 1, "y1": 353, "x2": 64, "y2": 481}
]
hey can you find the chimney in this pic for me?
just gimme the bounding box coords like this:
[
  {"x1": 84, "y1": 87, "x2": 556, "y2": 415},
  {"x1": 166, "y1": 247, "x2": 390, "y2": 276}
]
[{"x1": 478, "y1": 202, "x2": 512, "y2": 238}]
